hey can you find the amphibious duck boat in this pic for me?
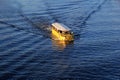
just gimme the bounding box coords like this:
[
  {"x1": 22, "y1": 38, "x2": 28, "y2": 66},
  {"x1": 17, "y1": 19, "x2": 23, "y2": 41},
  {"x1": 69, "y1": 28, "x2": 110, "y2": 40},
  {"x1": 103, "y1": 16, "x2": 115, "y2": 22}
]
[{"x1": 51, "y1": 22, "x2": 74, "y2": 41}]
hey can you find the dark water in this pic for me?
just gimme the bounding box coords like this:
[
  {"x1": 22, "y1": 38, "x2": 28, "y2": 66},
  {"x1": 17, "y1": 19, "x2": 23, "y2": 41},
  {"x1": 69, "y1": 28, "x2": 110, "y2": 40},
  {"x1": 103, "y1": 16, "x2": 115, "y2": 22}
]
[{"x1": 0, "y1": 0, "x2": 120, "y2": 80}]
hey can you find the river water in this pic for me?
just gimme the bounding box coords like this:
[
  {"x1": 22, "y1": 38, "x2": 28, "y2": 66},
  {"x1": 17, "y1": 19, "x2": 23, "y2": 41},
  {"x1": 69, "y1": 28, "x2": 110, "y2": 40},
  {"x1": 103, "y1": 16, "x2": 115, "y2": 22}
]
[{"x1": 0, "y1": 0, "x2": 120, "y2": 80}]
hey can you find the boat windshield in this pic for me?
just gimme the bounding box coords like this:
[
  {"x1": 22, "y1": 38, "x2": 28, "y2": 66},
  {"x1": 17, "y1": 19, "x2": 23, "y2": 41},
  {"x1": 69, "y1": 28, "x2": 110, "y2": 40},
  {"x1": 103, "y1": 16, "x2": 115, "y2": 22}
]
[{"x1": 62, "y1": 31, "x2": 72, "y2": 34}]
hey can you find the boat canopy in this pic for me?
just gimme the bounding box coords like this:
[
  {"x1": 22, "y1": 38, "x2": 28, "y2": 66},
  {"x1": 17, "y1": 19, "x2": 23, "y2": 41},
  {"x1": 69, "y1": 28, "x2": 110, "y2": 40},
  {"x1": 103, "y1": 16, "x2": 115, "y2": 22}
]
[{"x1": 52, "y1": 22, "x2": 71, "y2": 31}]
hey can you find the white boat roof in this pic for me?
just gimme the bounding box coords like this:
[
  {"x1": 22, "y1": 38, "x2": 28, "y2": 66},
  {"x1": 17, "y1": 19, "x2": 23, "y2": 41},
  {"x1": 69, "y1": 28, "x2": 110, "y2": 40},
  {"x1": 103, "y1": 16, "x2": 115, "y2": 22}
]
[{"x1": 52, "y1": 22, "x2": 71, "y2": 31}]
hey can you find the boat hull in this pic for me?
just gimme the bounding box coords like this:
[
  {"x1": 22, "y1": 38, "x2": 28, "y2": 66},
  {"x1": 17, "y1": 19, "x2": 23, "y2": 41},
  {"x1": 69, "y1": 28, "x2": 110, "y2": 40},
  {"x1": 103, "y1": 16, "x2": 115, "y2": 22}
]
[{"x1": 52, "y1": 28, "x2": 74, "y2": 41}]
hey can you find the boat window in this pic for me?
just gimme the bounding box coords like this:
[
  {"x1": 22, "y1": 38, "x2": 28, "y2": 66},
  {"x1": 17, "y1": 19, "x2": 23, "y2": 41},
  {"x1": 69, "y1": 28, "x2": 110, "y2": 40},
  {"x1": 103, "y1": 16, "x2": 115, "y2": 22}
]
[
  {"x1": 59, "y1": 30, "x2": 62, "y2": 33},
  {"x1": 65, "y1": 31, "x2": 70, "y2": 34}
]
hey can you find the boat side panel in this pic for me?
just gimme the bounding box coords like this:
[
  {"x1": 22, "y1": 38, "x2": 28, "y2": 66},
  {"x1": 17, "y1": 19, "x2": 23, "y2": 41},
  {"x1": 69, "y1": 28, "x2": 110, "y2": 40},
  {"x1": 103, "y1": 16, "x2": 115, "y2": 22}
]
[{"x1": 52, "y1": 28, "x2": 65, "y2": 40}]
